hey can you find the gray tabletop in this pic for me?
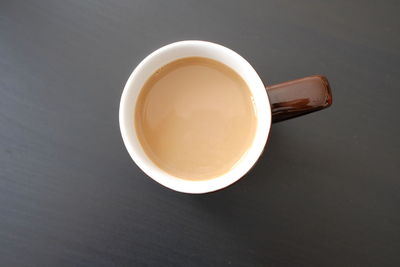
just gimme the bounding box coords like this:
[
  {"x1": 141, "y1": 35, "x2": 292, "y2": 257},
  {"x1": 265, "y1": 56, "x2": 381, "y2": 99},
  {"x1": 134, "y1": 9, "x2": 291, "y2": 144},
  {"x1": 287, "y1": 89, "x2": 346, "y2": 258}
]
[{"x1": 1, "y1": 0, "x2": 400, "y2": 266}]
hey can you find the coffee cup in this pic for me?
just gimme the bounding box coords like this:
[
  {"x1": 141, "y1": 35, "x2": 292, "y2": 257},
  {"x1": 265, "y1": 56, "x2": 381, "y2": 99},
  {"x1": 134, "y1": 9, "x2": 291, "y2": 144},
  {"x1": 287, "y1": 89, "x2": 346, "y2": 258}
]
[{"x1": 119, "y1": 40, "x2": 332, "y2": 193}]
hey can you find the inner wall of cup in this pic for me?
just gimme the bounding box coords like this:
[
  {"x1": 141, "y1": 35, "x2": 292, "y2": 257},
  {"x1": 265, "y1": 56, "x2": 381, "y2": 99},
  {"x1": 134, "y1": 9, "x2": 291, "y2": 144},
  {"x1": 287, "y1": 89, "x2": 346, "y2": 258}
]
[{"x1": 120, "y1": 41, "x2": 271, "y2": 193}]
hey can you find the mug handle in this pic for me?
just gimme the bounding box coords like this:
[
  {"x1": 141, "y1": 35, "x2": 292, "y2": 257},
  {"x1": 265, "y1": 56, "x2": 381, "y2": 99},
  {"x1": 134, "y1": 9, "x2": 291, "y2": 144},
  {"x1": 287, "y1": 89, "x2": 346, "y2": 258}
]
[{"x1": 266, "y1": 75, "x2": 332, "y2": 123}]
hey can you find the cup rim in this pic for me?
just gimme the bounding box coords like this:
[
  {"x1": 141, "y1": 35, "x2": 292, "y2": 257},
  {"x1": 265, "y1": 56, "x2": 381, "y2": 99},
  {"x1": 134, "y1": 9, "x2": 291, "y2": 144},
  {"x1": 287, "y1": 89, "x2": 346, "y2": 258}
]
[{"x1": 119, "y1": 40, "x2": 271, "y2": 193}]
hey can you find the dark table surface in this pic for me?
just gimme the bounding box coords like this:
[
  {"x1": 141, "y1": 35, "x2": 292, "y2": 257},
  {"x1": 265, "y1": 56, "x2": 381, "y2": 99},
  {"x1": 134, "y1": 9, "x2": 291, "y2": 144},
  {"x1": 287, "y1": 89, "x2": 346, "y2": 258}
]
[{"x1": 1, "y1": 0, "x2": 400, "y2": 266}]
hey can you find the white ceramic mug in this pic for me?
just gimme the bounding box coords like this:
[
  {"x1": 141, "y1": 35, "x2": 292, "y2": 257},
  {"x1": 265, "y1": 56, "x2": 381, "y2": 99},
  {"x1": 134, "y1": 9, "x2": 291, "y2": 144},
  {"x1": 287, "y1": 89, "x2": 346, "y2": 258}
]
[{"x1": 119, "y1": 40, "x2": 332, "y2": 194}]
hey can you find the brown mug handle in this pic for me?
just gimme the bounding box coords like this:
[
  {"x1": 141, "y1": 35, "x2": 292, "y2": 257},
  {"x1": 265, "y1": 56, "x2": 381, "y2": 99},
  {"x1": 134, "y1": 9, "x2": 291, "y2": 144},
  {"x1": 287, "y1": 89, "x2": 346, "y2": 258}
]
[{"x1": 266, "y1": 75, "x2": 332, "y2": 123}]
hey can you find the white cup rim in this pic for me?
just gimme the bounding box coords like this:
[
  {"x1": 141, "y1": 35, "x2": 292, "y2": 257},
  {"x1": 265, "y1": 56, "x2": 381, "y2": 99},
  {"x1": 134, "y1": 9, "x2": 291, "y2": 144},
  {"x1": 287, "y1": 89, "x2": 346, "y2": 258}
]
[{"x1": 119, "y1": 40, "x2": 271, "y2": 193}]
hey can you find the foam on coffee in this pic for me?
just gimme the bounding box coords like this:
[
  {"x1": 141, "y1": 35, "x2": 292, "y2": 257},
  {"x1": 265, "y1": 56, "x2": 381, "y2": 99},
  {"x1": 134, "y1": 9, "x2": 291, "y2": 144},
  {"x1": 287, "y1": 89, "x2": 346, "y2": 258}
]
[{"x1": 135, "y1": 57, "x2": 257, "y2": 180}]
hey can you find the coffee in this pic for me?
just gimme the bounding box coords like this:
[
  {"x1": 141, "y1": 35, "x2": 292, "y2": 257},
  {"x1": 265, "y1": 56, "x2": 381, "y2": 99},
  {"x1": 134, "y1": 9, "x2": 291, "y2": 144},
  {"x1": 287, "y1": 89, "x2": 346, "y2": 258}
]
[{"x1": 135, "y1": 57, "x2": 257, "y2": 180}]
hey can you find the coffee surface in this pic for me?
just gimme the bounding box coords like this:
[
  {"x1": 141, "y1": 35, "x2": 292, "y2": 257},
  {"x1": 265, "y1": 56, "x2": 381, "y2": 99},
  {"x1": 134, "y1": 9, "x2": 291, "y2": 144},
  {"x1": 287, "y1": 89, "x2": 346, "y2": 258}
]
[{"x1": 135, "y1": 57, "x2": 257, "y2": 180}]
